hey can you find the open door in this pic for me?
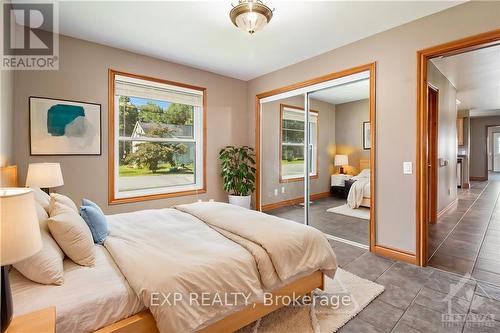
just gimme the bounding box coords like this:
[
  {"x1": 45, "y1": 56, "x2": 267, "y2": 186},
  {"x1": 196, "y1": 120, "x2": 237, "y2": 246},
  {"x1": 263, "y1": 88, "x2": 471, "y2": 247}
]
[
  {"x1": 494, "y1": 132, "x2": 500, "y2": 172},
  {"x1": 427, "y1": 86, "x2": 438, "y2": 224}
]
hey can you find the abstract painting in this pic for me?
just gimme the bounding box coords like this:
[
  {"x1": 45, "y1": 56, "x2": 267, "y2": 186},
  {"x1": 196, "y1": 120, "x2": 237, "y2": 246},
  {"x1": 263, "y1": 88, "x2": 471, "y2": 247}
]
[{"x1": 30, "y1": 97, "x2": 101, "y2": 155}]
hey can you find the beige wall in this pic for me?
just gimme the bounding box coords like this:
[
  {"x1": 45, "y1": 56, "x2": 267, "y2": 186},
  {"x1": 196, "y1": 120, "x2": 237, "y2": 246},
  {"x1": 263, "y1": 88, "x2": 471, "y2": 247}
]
[
  {"x1": 334, "y1": 99, "x2": 370, "y2": 172},
  {"x1": 1, "y1": 69, "x2": 15, "y2": 167},
  {"x1": 470, "y1": 116, "x2": 500, "y2": 179},
  {"x1": 261, "y1": 95, "x2": 335, "y2": 205},
  {"x1": 247, "y1": 2, "x2": 500, "y2": 253},
  {"x1": 13, "y1": 35, "x2": 249, "y2": 214},
  {"x1": 427, "y1": 62, "x2": 458, "y2": 213}
]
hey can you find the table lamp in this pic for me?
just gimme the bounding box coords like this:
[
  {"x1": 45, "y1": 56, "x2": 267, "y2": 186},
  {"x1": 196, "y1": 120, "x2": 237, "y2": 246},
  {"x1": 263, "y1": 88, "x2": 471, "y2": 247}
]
[
  {"x1": 25, "y1": 163, "x2": 64, "y2": 194},
  {"x1": 334, "y1": 155, "x2": 349, "y2": 174},
  {"x1": 1, "y1": 188, "x2": 42, "y2": 333}
]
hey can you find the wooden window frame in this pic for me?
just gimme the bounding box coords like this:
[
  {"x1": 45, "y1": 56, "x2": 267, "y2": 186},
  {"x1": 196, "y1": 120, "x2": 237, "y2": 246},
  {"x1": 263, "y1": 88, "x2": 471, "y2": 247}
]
[
  {"x1": 279, "y1": 104, "x2": 319, "y2": 183},
  {"x1": 108, "y1": 69, "x2": 207, "y2": 205}
]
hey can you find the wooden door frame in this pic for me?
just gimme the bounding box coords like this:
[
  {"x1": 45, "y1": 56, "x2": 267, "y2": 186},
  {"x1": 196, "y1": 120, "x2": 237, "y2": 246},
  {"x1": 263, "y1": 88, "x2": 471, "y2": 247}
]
[
  {"x1": 255, "y1": 63, "x2": 377, "y2": 252},
  {"x1": 416, "y1": 29, "x2": 500, "y2": 266},
  {"x1": 485, "y1": 125, "x2": 500, "y2": 176},
  {"x1": 427, "y1": 85, "x2": 439, "y2": 225}
]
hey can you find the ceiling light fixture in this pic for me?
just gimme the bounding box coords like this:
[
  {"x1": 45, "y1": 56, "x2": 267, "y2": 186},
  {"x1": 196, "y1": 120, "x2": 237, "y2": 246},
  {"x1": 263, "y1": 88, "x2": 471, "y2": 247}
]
[{"x1": 230, "y1": 0, "x2": 273, "y2": 35}]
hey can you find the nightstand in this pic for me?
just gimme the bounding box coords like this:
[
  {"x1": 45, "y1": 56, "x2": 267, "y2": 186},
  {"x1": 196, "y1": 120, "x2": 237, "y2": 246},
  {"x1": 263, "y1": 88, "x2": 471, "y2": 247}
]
[
  {"x1": 331, "y1": 174, "x2": 353, "y2": 198},
  {"x1": 5, "y1": 307, "x2": 55, "y2": 333}
]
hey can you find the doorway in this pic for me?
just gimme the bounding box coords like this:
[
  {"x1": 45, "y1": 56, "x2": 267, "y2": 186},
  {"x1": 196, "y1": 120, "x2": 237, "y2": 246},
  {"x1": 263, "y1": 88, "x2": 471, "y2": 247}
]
[
  {"x1": 416, "y1": 29, "x2": 500, "y2": 270},
  {"x1": 255, "y1": 63, "x2": 376, "y2": 251}
]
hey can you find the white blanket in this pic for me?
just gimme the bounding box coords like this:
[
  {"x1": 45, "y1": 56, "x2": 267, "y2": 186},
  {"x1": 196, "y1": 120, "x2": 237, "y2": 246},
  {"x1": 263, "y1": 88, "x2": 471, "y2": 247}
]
[
  {"x1": 347, "y1": 178, "x2": 370, "y2": 209},
  {"x1": 104, "y1": 203, "x2": 337, "y2": 333}
]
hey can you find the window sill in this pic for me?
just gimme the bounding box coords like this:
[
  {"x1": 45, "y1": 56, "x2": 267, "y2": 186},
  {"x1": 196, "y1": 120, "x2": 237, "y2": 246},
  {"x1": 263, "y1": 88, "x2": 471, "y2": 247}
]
[{"x1": 108, "y1": 188, "x2": 207, "y2": 205}]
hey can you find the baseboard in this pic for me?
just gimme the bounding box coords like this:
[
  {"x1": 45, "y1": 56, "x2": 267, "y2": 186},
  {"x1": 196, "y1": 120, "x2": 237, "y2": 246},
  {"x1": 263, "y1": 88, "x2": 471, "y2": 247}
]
[
  {"x1": 437, "y1": 198, "x2": 458, "y2": 219},
  {"x1": 470, "y1": 176, "x2": 488, "y2": 181},
  {"x1": 373, "y1": 245, "x2": 417, "y2": 265},
  {"x1": 462, "y1": 182, "x2": 470, "y2": 189},
  {"x1": 261, "y1": 192, "x2": 330, "y2": 212}
]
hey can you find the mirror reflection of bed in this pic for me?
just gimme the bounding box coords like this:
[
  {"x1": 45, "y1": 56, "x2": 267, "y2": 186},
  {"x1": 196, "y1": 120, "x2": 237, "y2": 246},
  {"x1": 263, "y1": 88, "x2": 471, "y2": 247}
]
[{"x1": 261, "y1": 74, "x2": 372, "y2": 248}]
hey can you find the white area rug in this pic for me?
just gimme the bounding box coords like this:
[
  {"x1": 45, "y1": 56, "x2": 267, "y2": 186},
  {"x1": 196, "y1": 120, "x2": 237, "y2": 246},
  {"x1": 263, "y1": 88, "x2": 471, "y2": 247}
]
[
  {"x1": 327, "y1": 204, "x2": 370, "y2": 220},
  {"x1": 238, "y1": 269, "x2": 384, "y2": 333}
]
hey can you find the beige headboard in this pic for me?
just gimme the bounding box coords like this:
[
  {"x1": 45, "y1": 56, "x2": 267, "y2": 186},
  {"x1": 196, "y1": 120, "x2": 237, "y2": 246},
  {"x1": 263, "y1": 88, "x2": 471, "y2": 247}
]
[
  {"x1": 0, "y1": 165, "x2": 18, "y2": 187},
  {"x1": 359, "y1": 159, "x2": 370, "y2": 171}
]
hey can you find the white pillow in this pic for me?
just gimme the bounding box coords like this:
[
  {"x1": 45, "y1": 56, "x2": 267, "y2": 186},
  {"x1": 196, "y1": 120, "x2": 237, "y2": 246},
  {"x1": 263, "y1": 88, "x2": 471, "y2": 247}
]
[
  {"x1": 49, "y1": 193, "x2": 78, "y2": 215},
  {"x1": 13, "y1": 202, "x2": 65, "y2": 285},
  {"x1": 31, "y1": 187, "x2": 50, "y2": 212},
  {"x1": 48, "y1": 202, "x2": 95, "y2": 267},
  {"x1": 357, "y1": 168, "x2": 371, "y2": 179}
]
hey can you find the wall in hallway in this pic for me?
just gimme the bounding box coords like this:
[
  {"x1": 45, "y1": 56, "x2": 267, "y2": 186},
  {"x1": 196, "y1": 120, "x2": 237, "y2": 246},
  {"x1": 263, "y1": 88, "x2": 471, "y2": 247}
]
[
  {"x1": 471, "y1": 116, "x2": 500, "y2": 180},
  {"x1": 427, "y1": 62, "x2": 458, "y2": 214}
]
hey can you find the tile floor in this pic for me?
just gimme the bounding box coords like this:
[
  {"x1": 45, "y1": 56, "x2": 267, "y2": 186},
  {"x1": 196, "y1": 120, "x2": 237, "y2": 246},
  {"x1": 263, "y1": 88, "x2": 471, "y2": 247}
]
[
  {"x1": 267, "y1": 196, "x2": 369, "y2": 245},
  {"x1": 330, "y1": 240, "x2": 500, "y2": 333},
  {"x1": 428, "y1": 175, "x2": 500, "y2": 286}
]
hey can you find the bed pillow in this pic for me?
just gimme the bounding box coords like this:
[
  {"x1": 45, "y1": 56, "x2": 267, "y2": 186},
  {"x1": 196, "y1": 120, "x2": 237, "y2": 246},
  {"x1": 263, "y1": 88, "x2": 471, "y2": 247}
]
[
  {"x1": 48, "y1": 202, "x2": 95, "y2": 267},
  {"x1": 80, "y1": 199, "x2": 108, "y2": 245},
  {"x1": 357, "y1": 168, "x2": 371, "y2": 179},
  {"x1": 49, "y1": 193, "x2": 78, "y2": 215},
  {"x1": 13, "y1": 202, "x2": 65, "y2": 285},
  {"x1": 31, "y1": 187, "x2": 51, "y2": 212}
]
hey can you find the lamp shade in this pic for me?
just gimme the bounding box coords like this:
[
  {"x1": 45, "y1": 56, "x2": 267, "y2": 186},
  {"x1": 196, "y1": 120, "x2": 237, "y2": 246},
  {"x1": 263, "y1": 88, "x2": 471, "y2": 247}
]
[
  {"x1": 334, "y1": 155, "x2": 349, "y2": 166},
  {"x1": 0, "y1": 188, "x2": 42, "y2": 265},
  {"x1": 26, "y1": 163, "x2": 64, "y2": 188}
]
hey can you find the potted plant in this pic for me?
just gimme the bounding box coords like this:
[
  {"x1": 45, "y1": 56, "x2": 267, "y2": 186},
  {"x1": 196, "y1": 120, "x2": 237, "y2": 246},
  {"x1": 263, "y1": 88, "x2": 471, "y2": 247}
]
[{"x1": 219, "y1": 146, "x2": 256, "y2": 209}]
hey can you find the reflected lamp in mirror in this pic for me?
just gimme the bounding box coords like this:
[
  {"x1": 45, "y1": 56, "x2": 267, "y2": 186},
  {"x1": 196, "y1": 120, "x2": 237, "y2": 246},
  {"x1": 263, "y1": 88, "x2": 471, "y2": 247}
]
[
  {"x1": 0, "y1": 188, "x2": 42, "y2": 332},
  {"x1": 334, "y1": 155, "x2": 349, "y2": 174},
  {"x1": 25, "y1": 163, "x2": 64, "y2": 194}
]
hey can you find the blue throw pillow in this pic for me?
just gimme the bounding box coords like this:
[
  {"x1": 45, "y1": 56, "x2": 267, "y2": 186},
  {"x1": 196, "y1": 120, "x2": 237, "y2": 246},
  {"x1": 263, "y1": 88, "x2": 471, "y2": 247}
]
[{"x1": 80, "y1": 199, "x2": 108, "y2": 245}]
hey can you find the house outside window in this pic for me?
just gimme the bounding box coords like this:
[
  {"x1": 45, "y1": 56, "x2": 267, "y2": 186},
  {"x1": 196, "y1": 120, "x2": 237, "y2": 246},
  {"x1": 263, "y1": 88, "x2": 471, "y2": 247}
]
[
  {"x1": 109, "y1": 70, "x2": 206, "y2": 203},
  {"x1": 280, "y1": 105, "x2": 318, "y2": 182}
]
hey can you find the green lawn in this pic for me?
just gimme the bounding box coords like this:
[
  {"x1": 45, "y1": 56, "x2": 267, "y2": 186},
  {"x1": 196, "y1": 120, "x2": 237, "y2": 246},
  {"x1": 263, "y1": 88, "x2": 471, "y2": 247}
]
[
  {"x1": 119, "y1": 163, "x2": 194, "y2": 176},
  {"x1": 281, "y1": 159, "x2": 304, "y2": 165}
]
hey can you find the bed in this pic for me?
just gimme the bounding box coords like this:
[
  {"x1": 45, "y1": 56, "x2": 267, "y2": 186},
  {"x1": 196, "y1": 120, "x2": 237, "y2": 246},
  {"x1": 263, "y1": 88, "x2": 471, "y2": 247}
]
[
  {"x1": 347, "y1": 159, "x2": 371, "y2": 209},
  {"x1": 12, "y1": 202, "x2": 337, "y2": 333}
]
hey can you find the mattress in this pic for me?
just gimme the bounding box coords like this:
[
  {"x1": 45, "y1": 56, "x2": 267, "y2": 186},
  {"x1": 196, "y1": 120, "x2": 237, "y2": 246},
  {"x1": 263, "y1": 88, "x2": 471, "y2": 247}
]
[{"x1": 10, "y1": 245, "x2": 145, "y2": 333}]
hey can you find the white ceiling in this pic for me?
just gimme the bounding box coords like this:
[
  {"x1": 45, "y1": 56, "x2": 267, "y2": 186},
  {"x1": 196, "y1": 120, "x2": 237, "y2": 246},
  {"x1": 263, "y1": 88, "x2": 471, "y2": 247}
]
[
  {"x1": 431, "y1": 44, "x2": 500, "y2": 117},
  {"x1": 310, "y1": 79, "x2": 369, "y2": 105},
  {"x1": 18, "y1": 0, "x2": 463, "y2": 80}
]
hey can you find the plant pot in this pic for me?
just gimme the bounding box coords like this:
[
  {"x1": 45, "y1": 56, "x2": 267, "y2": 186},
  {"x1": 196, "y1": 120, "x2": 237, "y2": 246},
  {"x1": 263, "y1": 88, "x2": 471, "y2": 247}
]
[{"x1": 228, "y1": 194, "x2": 251, "y2": 209}]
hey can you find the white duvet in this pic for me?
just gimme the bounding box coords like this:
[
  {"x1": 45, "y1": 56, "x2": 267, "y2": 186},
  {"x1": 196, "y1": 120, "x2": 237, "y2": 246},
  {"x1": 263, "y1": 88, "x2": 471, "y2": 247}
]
[
  {"x1": 347, "y1": 169, "x2": 371, "y2": 209},
  {"x1": 104, "y1": 203, "x2": 337, "y2": 333}
]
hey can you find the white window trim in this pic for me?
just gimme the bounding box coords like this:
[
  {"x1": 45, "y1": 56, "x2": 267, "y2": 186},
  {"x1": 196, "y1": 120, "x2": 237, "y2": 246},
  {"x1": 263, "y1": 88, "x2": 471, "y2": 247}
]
[
  {"x1": 113, "y1": 81, "x2": 204, "y2": 200},
  {"x1": 281, "y1": 106, "x2": 318, "y2": 181}
]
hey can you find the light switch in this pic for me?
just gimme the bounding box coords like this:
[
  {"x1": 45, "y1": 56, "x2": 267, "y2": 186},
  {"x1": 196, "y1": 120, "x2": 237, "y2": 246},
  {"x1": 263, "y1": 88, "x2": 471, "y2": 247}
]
[{"x1": 403, "y1": 162, "x2": 413, "y2": 175}]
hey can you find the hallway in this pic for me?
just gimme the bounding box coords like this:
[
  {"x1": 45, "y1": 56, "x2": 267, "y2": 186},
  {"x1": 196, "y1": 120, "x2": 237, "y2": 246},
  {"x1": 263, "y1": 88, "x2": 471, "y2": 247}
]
[{"x1": 428, "y1": 174, "x2": 500, "y2": 286}]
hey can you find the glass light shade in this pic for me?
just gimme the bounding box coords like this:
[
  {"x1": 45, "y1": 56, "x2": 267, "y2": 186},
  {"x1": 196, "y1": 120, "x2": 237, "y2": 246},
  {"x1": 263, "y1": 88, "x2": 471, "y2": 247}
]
[
  {"x1": 26, "y1": 162, "x2": 64, "y2": 188},
  {"x1": 334, "y1": 155, "x2": 349, "y2": 166},
  {"x1": 0, "y1": 188, "x2": 42, "y2": 265},
  {"x1": 235, "y1": 11, "x2": 268, "y2": 34}
]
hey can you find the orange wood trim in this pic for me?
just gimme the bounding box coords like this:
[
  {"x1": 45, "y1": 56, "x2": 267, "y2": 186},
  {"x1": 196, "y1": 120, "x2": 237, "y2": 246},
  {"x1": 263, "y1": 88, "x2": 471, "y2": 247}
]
[
  {"x1": 6, "y1": 307, "x2": 55, "y2": 333},
  {"x1": 108, "y1": 69, "x2": 207, "y2": 205},
  {"x1": 279, "y1": 104, "x2": 319, "y2": 183},
  {"x1": 256, "y1": 63, "x2": 377, "y2": 99},
  {"x1": 261, "y1": 191, "x2": 330, "y2": 212},
  {"x1": 255, "y1": 62, "x2": 376, "y2": 254},
  {"x1": 416, "y1": 29, "x2": 500, "y2": 267},
  {"x1": 373, "y1": 245, "x2": 417, "y2": 265},
  {"x1": 437, "y1": 198, "x2": 458, "y2": 220},
  {"x1": 95, "y1": 310, "x2": 158, "y2": 333}
]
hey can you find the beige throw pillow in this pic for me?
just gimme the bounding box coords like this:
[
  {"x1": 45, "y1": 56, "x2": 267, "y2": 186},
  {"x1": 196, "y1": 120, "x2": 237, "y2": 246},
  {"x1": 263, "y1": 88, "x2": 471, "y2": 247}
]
[
  {"x1": 13, "y1": 202, "x2": 65, "y2": 285},
  {"x1": 49, "y1": 193, "x2": 78, "y2": 215},
  {"x1": 48, "y1": 203, "x2": 95, "y2": 267},
  {"x1": 32, "y1": 187, "x2": 51, "y2": 212}
]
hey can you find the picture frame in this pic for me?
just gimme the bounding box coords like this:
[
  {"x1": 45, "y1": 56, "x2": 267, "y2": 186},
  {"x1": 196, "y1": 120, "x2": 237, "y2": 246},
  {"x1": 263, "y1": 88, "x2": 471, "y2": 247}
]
[
  {"x1": 363, "y1": 121, "x2": 371, "y2": 150},
  {"x1": 29, "y1": 96, "x2": 102, "y2": 155}
]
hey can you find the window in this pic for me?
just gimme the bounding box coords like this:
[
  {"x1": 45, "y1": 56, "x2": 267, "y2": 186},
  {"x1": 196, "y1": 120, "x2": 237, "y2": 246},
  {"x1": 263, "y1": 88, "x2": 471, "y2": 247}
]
[
  {"x1": 280, "y1": 105, "x2": 318, "y2": 182},
  {"x1": 109, "y1": 70, "x2": 206, "y2": 203}
]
